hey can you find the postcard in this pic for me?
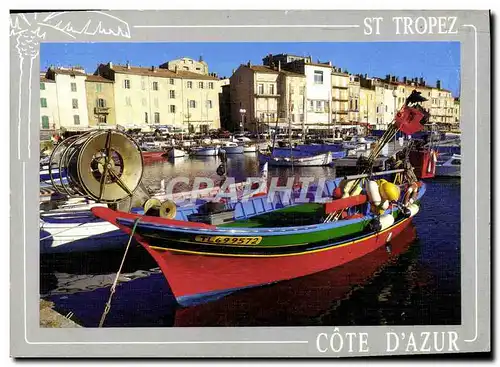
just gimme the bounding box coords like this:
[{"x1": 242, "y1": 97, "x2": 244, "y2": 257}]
[{"x1": 10, "y1": 9, "x2": 490, "y2": 358}]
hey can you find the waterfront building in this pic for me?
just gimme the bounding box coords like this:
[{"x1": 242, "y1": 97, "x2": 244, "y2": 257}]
[
  {"x1": 229, "y1": 62, "x2": 280, "y2": 132},
  {"x1": 347, "y1": 75, "x2": 361, "y2": 125},
  {"x1": 96, "y1": 62, "x2": 221, "y2": 133},
  {"x1": 359, "y1": 84, "x2": 376, "y2": 127},
  {"x1": 453, "y1": 98, "x2": 460, "y2": 129},
  {"x1": 85, "y1": 75, "x2": 116, "y2": 126},
  {"x1": 39, "y1": 75, "x2": 59, "y2": 131},
  {"x1": 330, "y1": 67, "x2": 350, "y2": 126},
  {"x1": 44, "y1": 66, "x2": 90, "y2": 131},
  {"x1": 160, "y1": 56, "x2": 209, "y2": 75}
]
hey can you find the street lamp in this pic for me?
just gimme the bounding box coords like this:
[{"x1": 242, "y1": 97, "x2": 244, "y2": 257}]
[{"x1": 239, "y1": 108, "x2": 246, "y2": 134}]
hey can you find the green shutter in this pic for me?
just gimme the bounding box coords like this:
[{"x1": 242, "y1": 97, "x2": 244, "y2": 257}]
[
  {"x1": 40, "y1": 82, "x2": 45, "y2": 90},
  {"x1": 40, "y1": 98, "x2": 47, "y2": 108},
  {"x1": 41, "y1": 116, "x2": 49, "y2": 129}
]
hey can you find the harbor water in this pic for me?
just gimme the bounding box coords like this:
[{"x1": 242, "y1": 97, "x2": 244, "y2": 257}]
[{"x1": 40, "y1": 154, "x2": 461, "y2": 327}]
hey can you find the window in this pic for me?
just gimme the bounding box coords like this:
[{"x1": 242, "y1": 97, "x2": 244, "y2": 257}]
[
  {"x1": 260, "y1": 113, "x2": 265, "y2": 120},
  {"x1": 314, "y1": 71, "x2": 324, "y2": 84},
  {"x1": 73, "y1": 115, "x2": 80, "y2": 125},
  {"x1": 169, "y1": 90, "x2": 175, "y2": 98},
  {"x1": 183, "y1": 66, "x2": 189, "y2": 70},
  {"x1": 141, "y1": 98, "x2": 147, "y2": 107},
  {"x1": 124, "y1": 79, "x2": 131, "y2": 89},
  {"x1": 299, "y1": 87, "x2": 304, "y2": 95},
  {"x1": 169, "y1": 78, "x2": 174, "y2": 85},
  {"x1": 355, "y1": 100, "x2": 358, "y2": 111},
  {"x1": 71, "y1": 83, "x2": 77, "y2": 92},
  {"x1": 316, "y1": 101, "x2": 323, "y2": 112},
  {"x1": 300, "y1": 114, "x2": 304, "y2": 122},
  {"x1": 95, "y1": 83, "x2": 102, "y2": 92},
  {"x1": 199, "y1": 82, "x2": 204, "y2": 89},
  {"x1": 144, "y1": 112, "x2": 149, "y2": 124},
  {"x1": 169, "y1": 105, "x2": 176, "y2": 113},
  {"x1": 349, "y1": 100, "x2": 353, "y2": 110},
  {"x1": 187, "y1": 81, "x2": 193, "y2": 89},
  {"x1": 40, "y1": 82, "x2": 45, "y2": 90},
  {"x1": 269, "y1": 113, "x2": 275, "y2": 120},
  {"x1": 189, "y1": 100, "x2": 196, "y2": 108},
  {"x1": 40, "y1": 98, "x2": 47, "y2": 108},
  {"x1": 258, "y1": 84, "x2": 264, "y2": 94},
  {"x1": 72, "y1": 99, "x2": 78, "y2": 109},
  {"x1": 154, "y1": 98, "x2": 159, "y2": 108},
  {"x1": 308, "y1": 100, "x2": 314, "y2": 111},
  {"x1": 385, "y1": 105, "x2": 388, "y2": 112},
  {"x1": 154, "y1": 112, "x2": 160, "y2": 124},
  {"x1": 153, "y1": 82, "x2": 159, "y2": 91},
  {"x1": 97, "y1": 98, "x2": 106, "y2": 108},
  {"x1": 41, "y1": 116, "x2": 49, "y2": 129},
  {"x1": 269, "y1": 84, "x2": 275, "y2": 95},
  {"x1": 291, "y1": 114, "x2": 295, "y2": 122},
  {"x1": 196, "y1": 67, "x2": 201, "y2": 71},
  {"x1": 207, "y1": 100, "x2": 213, "y2": 109},
  {"x1": 126, "y1": 96, "x2": 131, "y2": 106},
  {"x1": 141, "y1": 79, "x2": 146, "y2": 90},
  {"x1": 98, "y1": 115, "x2": 107, "y2": 124},
  {"x1": 208, "y1": 82, "x2": 214, "y2": 89}
]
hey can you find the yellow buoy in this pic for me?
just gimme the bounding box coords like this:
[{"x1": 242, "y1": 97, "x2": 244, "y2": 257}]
[{"x1": 379, "y1": 182, "x2": 401, "y2": 201}]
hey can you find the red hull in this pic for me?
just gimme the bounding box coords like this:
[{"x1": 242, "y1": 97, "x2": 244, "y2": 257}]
[
  {"x1": 98, "y1": 205, "x2": 414, "y2": 303},
  {"x1": 141, "y1": 151, "x2": 166, "y2": 160}
]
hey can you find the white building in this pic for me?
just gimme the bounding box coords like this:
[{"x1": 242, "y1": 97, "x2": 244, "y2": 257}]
[
  {"x1": 303, "y1": 63, "x2": 332, "y2": 130},
  {"x1": 45, "y1": 67, "x2": 90, "y2": 130},
  {"x1": 40, "y1": 75, "x2": 59, "y2": 130}
]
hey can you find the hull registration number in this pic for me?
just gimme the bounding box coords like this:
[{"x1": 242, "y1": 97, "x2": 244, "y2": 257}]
[{"x1": 194, "y1": 235, "x2": 262, "y2": 245}]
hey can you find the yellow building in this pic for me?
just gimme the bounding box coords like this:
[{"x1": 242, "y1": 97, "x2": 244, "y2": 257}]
[
  {"x1": 331, "y1": 67, "x2": 349, "y2": 124},
  {"x1": 96, "y1": 62, "x2": 221, "y2": 133},
  {"x1": 359, "y1": 86, "x2": 376, "y2": 126},
  {"x1": 85, "y1": 75, "x2": 116, "y2": 126},
  {"x1": 348, "y1": 75, "x2": 360, "y2": 123}
]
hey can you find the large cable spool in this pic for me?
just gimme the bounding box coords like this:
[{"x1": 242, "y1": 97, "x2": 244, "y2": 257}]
[{"x1": 48, "y1": 130, "x2": 144, "y2": 203}]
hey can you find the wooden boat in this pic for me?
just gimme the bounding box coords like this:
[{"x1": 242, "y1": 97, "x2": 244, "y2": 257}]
[
  {"x1": 258, "y1": 151, "x2": 333, "y2": 167},
  {"x1": 92, "y1": 178, "x2": 426, "y2": 306},
  {"x1": 141, "y1": 149, "x2": 166, "y2": 160}
]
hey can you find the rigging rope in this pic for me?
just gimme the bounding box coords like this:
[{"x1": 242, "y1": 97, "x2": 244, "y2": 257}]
[{"x1": 98, "y1": 217, "x2": 141, "y2": 328}]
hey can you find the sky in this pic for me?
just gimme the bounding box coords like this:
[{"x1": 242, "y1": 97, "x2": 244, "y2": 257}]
[{"x1": 40, "y1": 42, "x2": 461, "y2": 97}]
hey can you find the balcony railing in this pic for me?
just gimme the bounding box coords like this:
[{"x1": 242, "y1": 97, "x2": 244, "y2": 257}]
[
  {"x1": 94, "y1": 106, "x2": 110, "y2": 114},
  {"x1": 332, "y1": 98, "x2": 349, "y2": 102},
  {"x1": 254, "y1": 92, "x2": 280, "y2": 98}
]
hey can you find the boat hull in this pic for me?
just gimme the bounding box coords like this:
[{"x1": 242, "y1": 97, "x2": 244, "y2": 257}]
[
  {"x1": 192, "y1": 147, "x2": 218, "y2": 156},
  {"x1": 221, "y1": 145, "x2": 244, "y2": 154},
  {"x1": 259, "y1": 152, "x2": 333, "y2": 167},
  {"x1": 92, "y1": 206, "x2": 413, "y2": 306},
  {"x1": 166, "y1": 148, "x2": 186, "y2": 158},
  {"x1": 435, "y1": 165, "x2": 460, "y2": 177}
]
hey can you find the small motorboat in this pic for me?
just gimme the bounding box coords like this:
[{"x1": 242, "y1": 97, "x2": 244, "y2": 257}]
[
  {"x1": 258, "y1": 151, "x2": 333, "y2": 167},
  {"x1": 243, "y1": 144, "x2": 258, "y2": 153},
  {"x1": 164, "y1": 148, "x2": 186, "y2": 159},
  {"x1": 191, "y1": 146, "x2": 218, "y2": 157},
  {"x1": 221, "y1": 142, "x2": 244, "y2": 154},
  {"x1": 435, "y1": 154, "x2": 461, "y2": 177}
]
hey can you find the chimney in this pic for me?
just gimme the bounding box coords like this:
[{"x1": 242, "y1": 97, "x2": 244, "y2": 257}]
[
  {"x1": 175, "y1": 66, "x2": 178, "y2": 74},
  {"x1": 385, "y1": 74, "x2": 391, "y2": 82},
  {"x1": 152, "y1": 65, "x2": 156, "y2": 72},
  {"x1": 126, "y1": 61, "x2": 130, "y2": 69},
  {"x1": 108, "y1": 62, "x2": 113, "y2": 69},
  {"x1": 199, "y1": 55, "x2": 204, "y2": 62},
  {"x1": 436, "y1": 79, "x2": 441, "y2": 89},
  {"x1": 278, "y1": 60, "x2": 281, "y2": 72},
  {"x1": 232, "y1": 68, "x2": 235, "y2": 75},
  {"x1": 247, "y1": 60, "x2": 252, "y2": 67},
  {"x1": 419, "y1": 77, "x2": 424, "y2": 85},
  {"x1": 403, "y1": 76, "x2": 407, "y2": 83}
]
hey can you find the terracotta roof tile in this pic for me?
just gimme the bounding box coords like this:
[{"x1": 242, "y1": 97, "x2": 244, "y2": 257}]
[
  {"x1": 53, "y1": 68, "x2": 87, "y2": 76},
  {"x1": 85, "y1": 75, "x2": 114, "y2": 83},
  {"x1": 40, "y1": 77, "x2": 55, "y2": 83},
  {"x1": 247, "y1": 65, "x2": 279, "y2": 74},
  {"x1": 110, "y1": 64, "x2": 219, "y2": 80}
]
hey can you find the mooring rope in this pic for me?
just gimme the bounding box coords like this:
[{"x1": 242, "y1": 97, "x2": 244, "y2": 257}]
[{"x1": 98, "y1": 217, "x2": 141, "y2": 328}]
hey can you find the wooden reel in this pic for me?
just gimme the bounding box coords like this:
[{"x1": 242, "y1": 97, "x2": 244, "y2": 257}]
[{"x1": 48, "y1": 130, "x2": 144, "y2": 203}]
